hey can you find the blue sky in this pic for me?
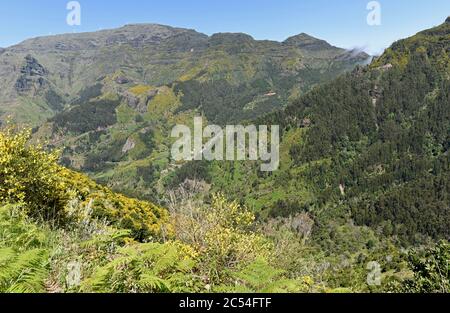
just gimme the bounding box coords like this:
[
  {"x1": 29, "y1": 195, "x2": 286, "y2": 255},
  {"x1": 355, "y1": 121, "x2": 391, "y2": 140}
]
[{"x1": 0, "y1": 0, "x2": 449, "y2": 54}]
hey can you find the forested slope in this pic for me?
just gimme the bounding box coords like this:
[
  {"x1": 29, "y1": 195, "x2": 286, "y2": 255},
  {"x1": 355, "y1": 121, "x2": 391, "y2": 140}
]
[{"x1": 169, "y1": 19, "x2": 450, "y2": 245}]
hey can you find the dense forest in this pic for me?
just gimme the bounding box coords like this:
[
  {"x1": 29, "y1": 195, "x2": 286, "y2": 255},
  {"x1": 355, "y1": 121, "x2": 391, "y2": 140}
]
[{"x1": 171, "y1": 20, "x2": 450, "y2": 245}]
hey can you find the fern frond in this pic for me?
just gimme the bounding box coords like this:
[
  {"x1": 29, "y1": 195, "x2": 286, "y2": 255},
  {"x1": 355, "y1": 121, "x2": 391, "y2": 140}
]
[
  {"x1": 0, "y1": 248, "x2": 48, "y2": 293},
  {"x1": 139, "y1": 273, "x2": 170, "y2": 292}
]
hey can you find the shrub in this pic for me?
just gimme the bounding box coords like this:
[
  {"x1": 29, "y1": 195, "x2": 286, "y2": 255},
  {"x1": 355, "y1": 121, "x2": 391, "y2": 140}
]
[
  {"x1": 0, "y1": 126, "x2": 69, "y2": 223},
  {"x1": 63, "y1": 170, "x2": 172, "y2": 241},
  {"x1": 0, "y1": 126, "x2": 171, "y2": 240},
  {"x1": 167, "y1": 190, "x2": 273, "y2": 284},
  {"x1": 397, "y1": 241, "x2": 449, "y2": 293}
]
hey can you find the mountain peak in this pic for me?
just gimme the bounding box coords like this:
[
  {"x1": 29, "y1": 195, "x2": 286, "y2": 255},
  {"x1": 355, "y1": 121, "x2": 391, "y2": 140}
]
[
  {"x1": 286, "y1": 32, "x2": 317, "y2": 40},
  {"x1": 446, "y1": 16, "x2": 450, "y2": 23},
  {"x1": 283, "y1": 33, "x2": 334, "y2": 50}
]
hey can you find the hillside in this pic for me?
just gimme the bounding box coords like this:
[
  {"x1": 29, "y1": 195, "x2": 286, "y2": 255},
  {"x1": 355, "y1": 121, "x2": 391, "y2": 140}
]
[
  {"x1": 0, "y1": 24, "x2": 369, "y2": 199},
  {"x1": 0, "y1": 126, "x2": 325, "y2": 293},
  {"x1": 1, "y1": 116, "x2": 448, "y2": 293},
  {"x1": 2, "y1": 123, "x2": 448, "y2": 293},
  {"x1": 154, "y1": 19, "x2": 450, "y2": 292},
  {"x1": 181, "y1": 18, "x2": 450, "y2": 246}
]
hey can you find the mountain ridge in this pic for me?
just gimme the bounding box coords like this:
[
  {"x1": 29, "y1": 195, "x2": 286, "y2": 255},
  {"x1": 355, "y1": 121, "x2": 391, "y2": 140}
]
[
  {"x1": 6, "y1": 23, "x2": 367, "y2": 55},
  {"x1": 0, "y1": 22, "x2": 370, "y2": 128}
]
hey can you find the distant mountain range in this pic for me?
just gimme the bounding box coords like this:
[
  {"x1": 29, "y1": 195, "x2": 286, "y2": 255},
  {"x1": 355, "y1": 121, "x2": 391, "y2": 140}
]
[{"x1": 0, "y1": 23, "x2": 369, "y2": 126}]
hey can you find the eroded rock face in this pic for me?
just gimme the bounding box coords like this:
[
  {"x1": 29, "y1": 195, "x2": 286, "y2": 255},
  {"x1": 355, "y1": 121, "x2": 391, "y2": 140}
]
[
  {"x1": 21, "y1": 55, "x2": 48, "y2": 76},
  {"x1": 15, "y1": 55, "x2": 48, "y2": 93},
  {"x1": 15, "y1": 76, "x2": 31, "y2": 92},
  {"x1": 123, "y1": 91, "x2": 140, "y2": 109},
  {"x1": 122, "y1": 88, "x2": 162, "y2": 114},
  {"x1": 147, "y1": 89, "x2": 158, "y2": 99},
  {"x1": 122, "y1": 137, "x2": 136, "y2": 153},
  {"x1": 115, "y1": 76, "x2": 130, "y2": 84}
]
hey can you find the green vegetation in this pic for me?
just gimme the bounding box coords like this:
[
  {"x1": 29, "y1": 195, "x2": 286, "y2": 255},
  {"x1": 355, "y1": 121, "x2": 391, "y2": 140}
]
[
  {"x1": 1, "y1": 19, "x2": 449, "y2": 294},
  {"x1": 12, "y1": 23, "x2": 367, "y2": 204},
  {"x1": 2, "y1": 126, "x2": 447, "y2": 293},
  {"x1": 0, "y1": 127, "x2": 307, "y2": 293},
  {"x1": 160, "y1": 19, "x2": 450, "y2": 294},
  {"x1": 393, "y1": 241, "x2": 449, "y2": 293},
  {"x1": 51, "y1": 96, "x2": 121, "y2": 134},
  {"x1": 203, "y1": 20, "x2": 450, "y2": 245}
]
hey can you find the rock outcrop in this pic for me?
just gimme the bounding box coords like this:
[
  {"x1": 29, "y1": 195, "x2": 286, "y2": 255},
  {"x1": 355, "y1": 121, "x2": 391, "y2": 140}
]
[
  {"x1": 122, "y1": 137, "x2": 136, "y2": 154},
  {"x1": 15, "y1": 55, "x2": 48, "y2": 93}
]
